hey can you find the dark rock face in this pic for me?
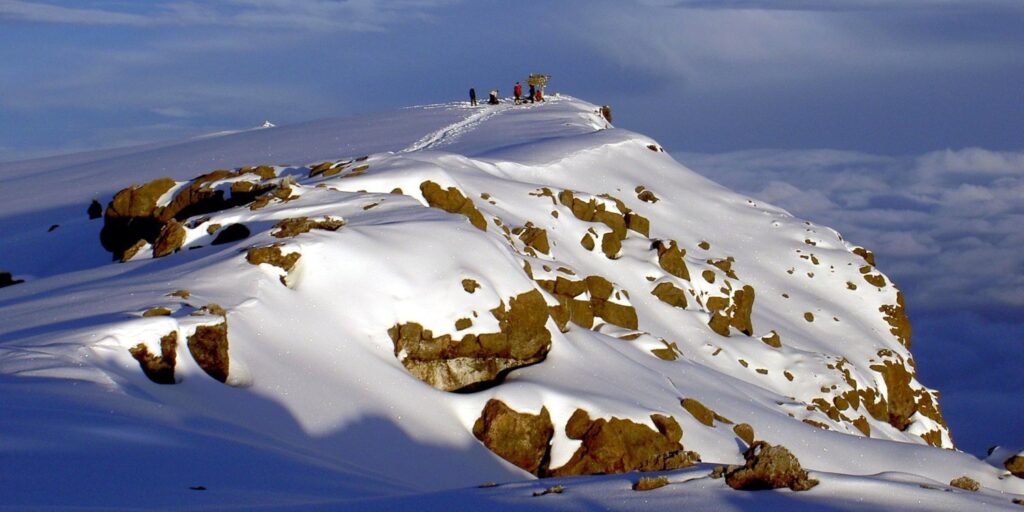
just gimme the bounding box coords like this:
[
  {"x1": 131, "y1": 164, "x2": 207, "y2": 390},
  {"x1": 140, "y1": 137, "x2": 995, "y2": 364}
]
[
  {"x1": 472, "y1": 399, "x2": 553, "y2": 476},
  {"x1": 725, "y1": 441, "x2": 818, "y2": 492},
  {"x1": 129, "y1": 331, "x2": 178, "y2": 384},
  {"x1": 389, "y1": 289, "x2": 552, "y2": 392},
  {"x1": 88, "y1": 199, "x2": 103, "y2": 219},
  {"x1": 548, "y1": 410, "x2": 698, "y2": 477},
  {"x1": 210, "y1": 223, "x2": 251, "y2": 245},
  {"x1": 0, "y1": 271, "x2": 25, "y2": 289},
  {"x1": 187, "y1": 321, "x2": 229, "y2": 383}
]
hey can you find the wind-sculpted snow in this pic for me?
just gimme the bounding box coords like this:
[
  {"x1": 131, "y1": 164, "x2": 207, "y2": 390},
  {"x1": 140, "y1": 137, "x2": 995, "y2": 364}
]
[{"x1": 0, "y1": 96, "x2": 1022, "y2": 510}]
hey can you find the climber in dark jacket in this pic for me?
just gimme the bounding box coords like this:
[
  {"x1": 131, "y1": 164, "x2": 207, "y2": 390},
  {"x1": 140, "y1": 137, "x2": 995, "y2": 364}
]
[
  {"x1": 488, "y1": 89, "x2": 499, "y2": 105},
  {"x1": 469, "y1": 88, "x2": 477, "y2": 106},
  {"x1": 528, "y1": 84, "x2": 536, "y2": 103}
]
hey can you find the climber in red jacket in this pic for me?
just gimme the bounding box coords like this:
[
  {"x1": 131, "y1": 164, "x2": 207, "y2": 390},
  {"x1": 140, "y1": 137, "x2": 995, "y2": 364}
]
[{"x1": 514, "y1": 82, "x2": 523, "y2": 104}]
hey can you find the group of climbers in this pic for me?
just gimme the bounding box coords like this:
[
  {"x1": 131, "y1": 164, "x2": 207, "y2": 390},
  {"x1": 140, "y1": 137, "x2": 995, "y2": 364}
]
[{"x1": 468, "y1": 77, "x2": 545, "y2": 107}]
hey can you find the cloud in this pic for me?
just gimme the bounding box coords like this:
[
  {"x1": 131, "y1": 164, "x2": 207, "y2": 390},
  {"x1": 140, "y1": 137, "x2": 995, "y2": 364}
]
[
  {"x1": 0, "y1": 0, "x2": 458, "y2": 31},
  {"x1": 641, "y1": 0, "x2": 1024, "y2": 12},
  {"x1": 677, "y1": 147, "x2": 1024, "y2": 318}
]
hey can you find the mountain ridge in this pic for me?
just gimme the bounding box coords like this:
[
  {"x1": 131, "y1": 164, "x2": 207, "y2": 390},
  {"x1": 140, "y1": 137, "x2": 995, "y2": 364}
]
[{"x1": 1, "y1": 95, "x2": 1021, "y2": 510}]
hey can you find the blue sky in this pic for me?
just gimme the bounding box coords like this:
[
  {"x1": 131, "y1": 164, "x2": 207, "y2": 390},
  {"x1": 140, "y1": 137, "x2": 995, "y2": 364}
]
[{"x1": 2, "y1": 0, "x2": 1022, "y2": 453}]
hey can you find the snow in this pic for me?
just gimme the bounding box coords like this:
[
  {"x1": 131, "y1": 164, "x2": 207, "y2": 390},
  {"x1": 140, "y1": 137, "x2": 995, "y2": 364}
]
[{"x1": 1, "y1": 95, "x2": 1021, "y2": 510}]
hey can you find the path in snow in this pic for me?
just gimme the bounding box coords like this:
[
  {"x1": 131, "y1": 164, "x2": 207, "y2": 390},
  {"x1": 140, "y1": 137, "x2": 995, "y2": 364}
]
[{"x1": 401, "y1": 102, "x2": 518, "y2": 153}]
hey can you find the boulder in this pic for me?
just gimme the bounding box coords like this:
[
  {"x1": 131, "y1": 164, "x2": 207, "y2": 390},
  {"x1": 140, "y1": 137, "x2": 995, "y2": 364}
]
[
  {"x1": 472, "y1": 399, "x2": 553, "y2": 476},
  {"x1": 548, "y1": 411, "x2": 698, "y2": 477},
  {"x1": 187, "y1": 321, "x2": 229, "y2": 383},
  {"x1": 128, "y1": 331, "x2": 178, "y2": 384},
  {"x1": 725, "y1": 441, "x2": 818, "y2": 491}
]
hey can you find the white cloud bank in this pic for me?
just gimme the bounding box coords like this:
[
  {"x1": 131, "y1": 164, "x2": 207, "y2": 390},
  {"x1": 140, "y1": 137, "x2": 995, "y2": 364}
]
[{"x1": 678, "y1": 147, "x2": 1024, "y2": 318}]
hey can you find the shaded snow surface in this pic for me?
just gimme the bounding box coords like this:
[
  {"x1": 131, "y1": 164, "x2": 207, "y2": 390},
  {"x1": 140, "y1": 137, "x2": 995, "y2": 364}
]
[{"x1": 1, "y1": 96, "x2": 1021, "y2": 510}]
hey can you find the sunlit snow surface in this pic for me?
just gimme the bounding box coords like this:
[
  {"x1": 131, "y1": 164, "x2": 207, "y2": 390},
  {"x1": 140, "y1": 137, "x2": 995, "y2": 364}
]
[{"x1": 1, "y1": 96, "x2": 1021, "y2": 510}]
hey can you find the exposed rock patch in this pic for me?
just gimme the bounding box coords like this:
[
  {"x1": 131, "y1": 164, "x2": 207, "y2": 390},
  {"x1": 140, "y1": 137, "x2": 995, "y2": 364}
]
[
  {"x1": 101, "y1": 169, "x2": 287, "y2": 260},
  {"x1": 950, "y1": 476, "x2": 980, "y2": 491},
  {"x1": 129, "y1": 331, "x2": 178, "y2": 384},
  {"x1": 654, "y1": 240, "x2": 690, "y2": 281},
  {"x1": 472, "y1": 399, "x2": 553, "y2": 476},
  {"x1": 210, "y1": 223, "x2": 251, "y2": 245},
  {"x1": 651, "y1": 282, "x2": 688, "y2": 309},
  {"x1": 879, "y1": 291, "x2": 912, "y2": 349},
  {"x1": 633, "y1": 476, "x2": 669, "y2": 491},
  {"x1": 187, "y1": 320, "x2": 229, "y2": 383},
  {"x1": 0, "y1": 271, "x2": 25, "y2": 289},
  {"x1": 536, "y1": 275, "x2": 638, "y2": 331},
  {"x1": 1006, "y1": 454, "x2": 1024, "y2": 478},
  {"x1": 549, "y1": 410, "x2": 698, "y2": 477},
  {"x1": 681, "y1": 398, "x2": 732, "y2": 427},
  {"x1": 389, "y1": 289, "x2": 552, "y2": 391},
  {"x1": 760, "y1": 330, "x2": 781, "y2": 348},
  {"x1": 733, "y1": 423, "x2": 755, "y2": 446},
  {"x1": 152, "y1": 220, "x2": 186, "y2": 258},
  {"x1": 143, "y1": 307, "x2": 172, "y2": 317},
  {"x1": 272, "y1": 216, "x2": 345, "y2": 238},
  {"x1": 707, "y1": 285, "x2": 756, "y2": 337},
  {"x1": 246, "y1": 244, "x2": 301, "y2": 286},
  {"x1": 420, "y1": 181, "x2": 487, "y2": 231},
  {"x1": 725, "y1": 441, "x2": 818, "y2": 491}
]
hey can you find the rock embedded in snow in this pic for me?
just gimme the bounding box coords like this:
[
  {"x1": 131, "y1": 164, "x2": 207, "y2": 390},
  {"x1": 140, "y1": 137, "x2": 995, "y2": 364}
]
[
  {"x1": 389, "y1": 289, "x2": 552, "y2": 392},
  {"x1": 548, "y1": 411, "x2": 699, "y2": 477},
  {"x1": 725, "y1": 441, "x2": 819, "y2": 492},
  {"x1": 472, "y1": 399, "x2": 553, "y2": 476},
  {"x1": 186, "y1": 319, "x2": 230, "y2": 383},
  {"x1": 1006, "y1": 453, "x2": 1024, "y2": 478},
  {"x1": 128, "y1": 331, "x2": 178, "y2": 384}
]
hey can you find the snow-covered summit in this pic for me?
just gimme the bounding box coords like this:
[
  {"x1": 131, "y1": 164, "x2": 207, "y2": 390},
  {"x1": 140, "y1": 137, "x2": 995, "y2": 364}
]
[{"x1": 1, "y1": 96, "x2": 1021, "y2": 510}]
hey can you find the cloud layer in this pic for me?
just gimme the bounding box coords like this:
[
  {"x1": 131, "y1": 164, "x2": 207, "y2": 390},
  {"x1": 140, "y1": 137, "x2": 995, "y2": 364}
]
[{"x1": 679, "y1": 147, "x2": 1024, "y2": 452}]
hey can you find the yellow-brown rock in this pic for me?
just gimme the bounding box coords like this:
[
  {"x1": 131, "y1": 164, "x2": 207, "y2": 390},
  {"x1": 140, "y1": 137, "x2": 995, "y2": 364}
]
[
  {"x1": 652, "y1": 282, "x2": 688, "y2": 309},
  {"x1": 187, "y1": 321, "x2": 229, "y2": 383},
  {"x1": 472, "y1": 399, "x2": 553, "y2": 476},
  {"x1": 420, "y1": 181, "x2": 487, "y2": 231}
]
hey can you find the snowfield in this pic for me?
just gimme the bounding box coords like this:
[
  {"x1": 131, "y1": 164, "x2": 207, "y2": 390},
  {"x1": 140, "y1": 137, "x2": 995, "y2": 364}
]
[{"x1": 1, "y1": 95, "x2": 1022, "y2": 510}]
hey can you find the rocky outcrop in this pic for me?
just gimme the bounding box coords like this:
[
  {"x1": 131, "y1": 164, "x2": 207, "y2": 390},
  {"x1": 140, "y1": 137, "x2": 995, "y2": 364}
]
[
  {"x1": 681, "y1": 398, "x2": 732, "y2": 427},
  {"x1": 389, "y1": 289, "x2": 552, "y2": 392},
  {"x1": 633, "y1": 476, "x2": 669, "y2": 491},
  {"x1": 101, "y1": 168, "x2": 285, "y2": 260},
  {"x1": 536, "y1": 275, "x2": 638, "y2": 331},
  {"x1": 420, "y1": 181, "x2": 487, "y2": 231},
  {"x1": 950, "y1": 476, "x2": 980, "y2": 491},
  {"x1": 472, "y1": 399, "x2": 553, "y2": 476},
  {"x1": 725, "y1": 441, "x2": 818, "y2": 491},
  {"x1": 651, "y1": 282, "x2": 687, "y2": 309},
  {"x1": 187, "y1": 320, "x2": 229, "y2": 383},
  {"x1": 210, "y1": 223, "x2": 251, "y2": 245},
  {"x1": 246, "y1": 244, "x2": 301, "y2": 286},
  {"x1": 271, "y1": 216, "x2": 345, "y2": 238},
  {"x1": 0, "y1": 271, "x2": 24, "y2": 289},
  {"x1": 129, "y1": 331, "x2": 178, "y2": 384},
  {"x1": 707, "y1": 285, "x2": 755, "y2": 337},
  {"x1": 1005, "y1": 453, "x2": 1024, "y2": 478},
  {"x1": 654, "y1": 240, "x2": 690, "y2": 281},
  {"x1": 879, "y1": 291, "x2": 912, "y2": 349},
  {"x1": 549, "y1": 409, "x2": 699, "y2": 476},
  {"x1": 152, "y1": 220, "x2": 186, "y2": 258}
]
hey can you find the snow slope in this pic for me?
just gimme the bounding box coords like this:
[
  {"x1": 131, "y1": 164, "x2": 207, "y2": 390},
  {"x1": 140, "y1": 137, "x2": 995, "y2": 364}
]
[{"x1": 1, "y1": 96, "x2": 1021, "y2": 510}]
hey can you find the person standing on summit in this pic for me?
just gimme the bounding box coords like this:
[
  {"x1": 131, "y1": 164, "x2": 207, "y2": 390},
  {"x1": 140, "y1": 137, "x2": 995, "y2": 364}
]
[
  {"x1": 528, "y1": 83, "x2": 536, "y2": 104},
  {"x1": 469, "y1": 88, "x2": 477, "y2": 106},
  {"x1": 514, "y1": 82, "x2": 522, "y2": 104}
]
